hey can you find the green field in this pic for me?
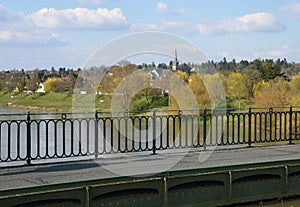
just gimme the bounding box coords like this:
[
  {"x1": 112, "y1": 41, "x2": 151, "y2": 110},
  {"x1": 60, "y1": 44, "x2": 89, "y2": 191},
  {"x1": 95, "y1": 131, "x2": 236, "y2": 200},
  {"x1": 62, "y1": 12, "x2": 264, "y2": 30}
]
[
  {"x1": 0, "y1": 92, "x2": 73, "y2": 112},
  {"x1": 0, "y1": 92, "x2": 169, "y2": 112}
]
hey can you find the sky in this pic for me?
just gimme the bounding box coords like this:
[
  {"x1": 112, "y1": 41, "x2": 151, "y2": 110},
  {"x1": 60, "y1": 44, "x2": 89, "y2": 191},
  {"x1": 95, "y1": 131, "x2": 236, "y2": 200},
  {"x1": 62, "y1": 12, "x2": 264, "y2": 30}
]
[{"x1": 0, "y1": 0, "x2": 300, "y2": 70}]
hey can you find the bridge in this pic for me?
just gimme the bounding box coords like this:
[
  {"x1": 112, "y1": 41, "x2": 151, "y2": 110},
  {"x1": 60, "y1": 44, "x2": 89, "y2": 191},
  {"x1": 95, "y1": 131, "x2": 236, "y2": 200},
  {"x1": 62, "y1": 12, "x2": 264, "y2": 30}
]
[
  {"x1": 1, "y1": 107, "x2": 300, "y2": 206},
  {"x1": 1, "y1": 145, "x2": 300, "y2": 206}
]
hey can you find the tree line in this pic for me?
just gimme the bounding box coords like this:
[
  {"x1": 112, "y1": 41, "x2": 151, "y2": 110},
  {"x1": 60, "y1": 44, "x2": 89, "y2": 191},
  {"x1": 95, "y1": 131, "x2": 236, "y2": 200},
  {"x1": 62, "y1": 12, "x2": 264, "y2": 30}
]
[{"x1": 1, "y1": 58, "x2": 300, "y2": 109}]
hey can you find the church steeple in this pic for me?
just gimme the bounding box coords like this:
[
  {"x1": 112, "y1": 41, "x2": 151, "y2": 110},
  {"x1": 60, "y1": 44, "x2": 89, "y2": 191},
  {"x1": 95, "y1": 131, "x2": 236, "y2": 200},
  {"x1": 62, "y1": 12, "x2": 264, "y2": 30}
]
[{"x1": 172, "y1": 48, "x2": 178, "y2": 71}]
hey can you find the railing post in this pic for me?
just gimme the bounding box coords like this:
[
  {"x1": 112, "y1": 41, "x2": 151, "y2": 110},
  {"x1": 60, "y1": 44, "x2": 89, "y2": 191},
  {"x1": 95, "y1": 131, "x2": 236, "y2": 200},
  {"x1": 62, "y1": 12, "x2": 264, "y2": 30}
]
[
  {"x1": 203, "y1": 107, "x2": 207, "y2": 151},
  {"x1": 152, "y1": 109, "x2": 157, "y2": 155},
  {"x1": 248, "y1": 106, "x2": 252, "y2": 147},
  {"x1": 289, "y1": 105, "x2": 293, "y2": 144},
  {"x1": 95, "y1": 111, "x2": 99, "y2": 159},
  {"x1": 26, "y1": 111, "x2": 31, "y2": 165}
]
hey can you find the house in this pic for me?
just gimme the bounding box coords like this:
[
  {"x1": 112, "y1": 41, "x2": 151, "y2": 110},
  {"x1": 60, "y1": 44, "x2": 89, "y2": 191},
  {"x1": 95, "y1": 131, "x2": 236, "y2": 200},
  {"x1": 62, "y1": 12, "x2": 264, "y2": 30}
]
[{"x1": 36, "y1": 83, "x2": 45, "y2": 93}]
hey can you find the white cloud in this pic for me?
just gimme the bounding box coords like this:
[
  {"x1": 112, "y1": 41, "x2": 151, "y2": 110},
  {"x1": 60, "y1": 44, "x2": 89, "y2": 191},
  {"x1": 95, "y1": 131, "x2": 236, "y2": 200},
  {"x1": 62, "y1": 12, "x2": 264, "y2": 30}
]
[
  {"x1": 0, "y1": 5, "x2": 128, "y2": 31},
  {"x1": 198, "y1": 12, "x2": 285, "y2": 34},
  {"x1": 131, "y1": 20, "x2": 197, "y2": 34},
  {"x1": 156, "y1": 2, "x2": 168, "y2": 13},
  {"x1": 266, "y1": 45, "x2": 289, "y2": 57},
  {"x1": 216, "y1": 45, "x2": 292, "y2": 62},
  {"x1": 30, "y1": 7, "x2": 128, "y2": 30},
  {"x1": 280, "y1": 3, "x2": 300, "y2": 20},
  {"x1": 0, "y1": 5, "x2": 32, "y2": 30},
  {"x1": 0, "y1": 30, "x2": 66, "y2": 45},
  {"x1": 156, "y1": 2, "x2": 187, "y2": 16}
]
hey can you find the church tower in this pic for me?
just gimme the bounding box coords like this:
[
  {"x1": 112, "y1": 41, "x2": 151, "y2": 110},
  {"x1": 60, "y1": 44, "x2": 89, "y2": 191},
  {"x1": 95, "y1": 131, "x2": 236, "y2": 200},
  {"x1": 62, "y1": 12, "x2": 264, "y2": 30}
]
[{"x1": 172, "y1": 48, "x2": 178, "y2": 71}]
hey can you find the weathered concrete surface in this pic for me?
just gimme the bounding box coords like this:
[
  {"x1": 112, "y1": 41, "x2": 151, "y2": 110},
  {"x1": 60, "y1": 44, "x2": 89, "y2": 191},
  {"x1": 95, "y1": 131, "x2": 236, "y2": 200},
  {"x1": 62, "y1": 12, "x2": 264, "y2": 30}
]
[{"x1": 1, "y1": 144, "x2": 300, "y2": 191}]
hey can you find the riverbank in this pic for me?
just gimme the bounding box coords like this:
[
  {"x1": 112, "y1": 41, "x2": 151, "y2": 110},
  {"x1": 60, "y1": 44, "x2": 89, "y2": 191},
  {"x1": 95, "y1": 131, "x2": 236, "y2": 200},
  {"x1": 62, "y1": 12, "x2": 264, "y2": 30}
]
[
  {"x1": 0, "y1": 91, "x2": 171, "y2": 113},
  {"x1": 0, "y1": 92, "x2": 73, "y2": 112}
]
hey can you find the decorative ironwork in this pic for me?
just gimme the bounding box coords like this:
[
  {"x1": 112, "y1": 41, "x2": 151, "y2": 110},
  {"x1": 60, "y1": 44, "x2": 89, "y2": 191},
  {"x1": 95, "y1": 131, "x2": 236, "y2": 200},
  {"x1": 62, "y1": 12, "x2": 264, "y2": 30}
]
[{"x1": 0, "y1": 106, "x2": 299, "y2": 165}]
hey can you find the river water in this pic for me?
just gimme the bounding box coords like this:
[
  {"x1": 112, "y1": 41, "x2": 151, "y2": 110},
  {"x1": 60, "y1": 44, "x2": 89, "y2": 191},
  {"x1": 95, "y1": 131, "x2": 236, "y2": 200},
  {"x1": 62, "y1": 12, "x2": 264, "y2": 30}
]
[{"x1": 0, "y1": 108, "x2": 184, "y2": 166}]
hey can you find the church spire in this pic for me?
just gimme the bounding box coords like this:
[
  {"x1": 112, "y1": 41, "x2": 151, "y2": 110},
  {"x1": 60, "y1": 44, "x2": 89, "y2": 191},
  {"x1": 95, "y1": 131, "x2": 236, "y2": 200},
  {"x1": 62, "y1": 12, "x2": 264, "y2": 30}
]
[{"x1": 172, "y1": 48, "x2": 178, "y2": 71}]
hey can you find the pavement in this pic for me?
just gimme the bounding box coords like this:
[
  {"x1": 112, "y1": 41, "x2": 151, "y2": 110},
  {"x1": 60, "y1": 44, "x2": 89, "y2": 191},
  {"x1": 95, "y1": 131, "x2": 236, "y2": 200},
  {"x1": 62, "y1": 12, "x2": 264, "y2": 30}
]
[{"x1": 1, "y1": 144, "x2": 300, "y2": 191}]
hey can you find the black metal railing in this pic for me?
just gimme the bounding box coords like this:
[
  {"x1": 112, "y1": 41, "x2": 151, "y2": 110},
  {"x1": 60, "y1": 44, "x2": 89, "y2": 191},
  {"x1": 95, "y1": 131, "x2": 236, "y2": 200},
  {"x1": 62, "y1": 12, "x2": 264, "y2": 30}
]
[{"x1": 1, "y1": 106, "x2": 300, "y2": 165}]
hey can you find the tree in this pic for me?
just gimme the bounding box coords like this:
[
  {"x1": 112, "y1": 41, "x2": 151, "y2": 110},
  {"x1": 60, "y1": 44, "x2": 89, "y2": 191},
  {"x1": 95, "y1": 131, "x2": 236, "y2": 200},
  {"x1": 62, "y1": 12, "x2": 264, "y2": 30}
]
[
  {"x1": 253, "y1": 77, "x2": 290, "y2": 107},
  {"x1": 203, "y1": 73, "x2": 227, "y2": 108},
  {"x1": 43, "y1": 78, "x2": 57, "y2": 92},
  {"x1": 241, "y1": 68, "x2": 262, "y2": 98},
  {"x1": 226, "y1": 72, "x2": 248, "y2": 109},
  {"x1": 261, "y1": 59, "x2": 277, "y2": 81},
  {"x1": 51, "y1": 79, "x2": 66, "y2": 93},
  {"x1": 188, "y1": 73, "x2": 210, "y2": 108},
  {"x1": 26, "y1": 70, "x2": 40, "y2": 95},
  {"x1": 4, "y1": 72, "x2": 16, "y2": 96},
  {"x1": 289, "y1": 72, "x2": 300, "y2": 105},
  {"x1": 176, "y1": 71, "x2": 189, "y2": 83},
  {"x1": 10, "y1": 71, "x2": 27, "y2": 97}
]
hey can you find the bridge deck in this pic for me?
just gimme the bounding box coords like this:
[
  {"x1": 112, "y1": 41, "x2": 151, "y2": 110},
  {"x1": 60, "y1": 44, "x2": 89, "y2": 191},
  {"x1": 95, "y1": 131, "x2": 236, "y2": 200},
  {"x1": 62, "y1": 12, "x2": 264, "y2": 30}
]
[{"x1": 1, "y1": 144, "x2": 300, "y2": 192}]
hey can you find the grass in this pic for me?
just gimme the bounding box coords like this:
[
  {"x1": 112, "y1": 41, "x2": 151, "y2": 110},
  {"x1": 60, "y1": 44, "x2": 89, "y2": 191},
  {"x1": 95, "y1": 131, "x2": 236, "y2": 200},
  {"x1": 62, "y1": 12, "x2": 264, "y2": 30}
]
[
  {"x1": 0, "y1": 92, "x2": 73, "y2": 112},
  {"x1": 0, "y1": 92, "x2": 170, "y2": 112}
]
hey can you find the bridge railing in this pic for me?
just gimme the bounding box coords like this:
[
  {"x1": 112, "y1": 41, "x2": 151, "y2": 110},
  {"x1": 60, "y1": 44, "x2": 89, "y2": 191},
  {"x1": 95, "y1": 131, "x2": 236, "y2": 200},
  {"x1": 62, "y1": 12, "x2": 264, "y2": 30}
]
[{"x1": 0, "y1": 106, "x2": 300, "y2": 165}]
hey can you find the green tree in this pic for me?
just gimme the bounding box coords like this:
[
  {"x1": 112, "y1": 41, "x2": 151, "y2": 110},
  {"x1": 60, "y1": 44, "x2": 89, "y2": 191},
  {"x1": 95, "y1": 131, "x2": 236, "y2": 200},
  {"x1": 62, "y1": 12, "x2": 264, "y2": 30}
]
[
  {"x1": 241, "y1": 68, "x2": 262, "y2": 98},
  {"x1": 261, "y1": 59, "x2": 277, "y2": 81}
]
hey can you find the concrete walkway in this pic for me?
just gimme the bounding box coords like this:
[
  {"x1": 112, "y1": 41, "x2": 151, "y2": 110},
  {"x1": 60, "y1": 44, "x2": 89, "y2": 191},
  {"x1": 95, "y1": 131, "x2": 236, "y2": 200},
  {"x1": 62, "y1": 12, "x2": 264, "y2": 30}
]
[{"x1": 1, "y1": 144, "x2": 300, "y2": 191}]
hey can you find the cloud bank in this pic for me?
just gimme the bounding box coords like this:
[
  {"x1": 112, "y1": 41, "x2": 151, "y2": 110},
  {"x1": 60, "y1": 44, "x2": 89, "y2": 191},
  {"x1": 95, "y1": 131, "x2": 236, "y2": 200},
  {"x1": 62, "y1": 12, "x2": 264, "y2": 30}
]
[
  {"x1": 280, "y1": 3, "x2": 300, "y2": 20},
  {"x1": 198, "y1": 12, "x2": 285, "y2": 34},
  {"x1": 30, "y1": 7, "x2": 128, "y2": 30}
]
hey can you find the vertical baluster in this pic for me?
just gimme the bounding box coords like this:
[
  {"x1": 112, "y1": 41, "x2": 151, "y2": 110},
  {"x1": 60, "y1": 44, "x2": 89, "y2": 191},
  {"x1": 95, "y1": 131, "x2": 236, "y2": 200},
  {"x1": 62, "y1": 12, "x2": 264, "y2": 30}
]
[
  {"x1": 253, "y1": 113, "x2": 256, "y2": 143},
  {"x1": 152, "y1": 110, "x2": 156, "y2": 155},
  {"x1": 110, "y1": 119, "x2": 114, "y2": 153},
  {"x1": 279, "y1": 112, "x2": 282, "y2": 141},
  {"x1": 178, "y1": 110, "x2": 182, "y2": 148},
  {"x1": 191, "y1": 115, "x2": 194, "y2": 147},
  {"x1": 139, "y1": 118, "x2": 142, "y2": 150},
  {"x1": 46, "y1": 121, "x2": 49, "y2": 158},
  {"x1": 62, "y1": 115, "x2": 66, "y2": 157},
  {"x1": 160, "y1": 116, "x2": 163, "y2": 149},
  {"x1": 248, "y1": 107, "x2": 252, "y2": 147},
  {"x1": 166, "y1": 116, "x2": 170, "y2": 148},
  {"x1": 269, "y1": 108, "x2": 273, "y2": 142},
  {"x1": 70, "y1": 119, "x2": 74, "y2": 156},
  {"x1": 197, "y1": 112, "x2": 200, "y2": 147},
  {"x1": 26, "y1": 111, "x2": 31, "y2": 165},
  {"x1": 231, "y1": 114, "x2": 235, "y2": 144},
  {"x1": 203, "y1": 107, "x2": 207, "y2": 151},
  {"x1": 17, "y1": 122, "x2": 20, "y2": 160},
  {"x1": 131, "y1": 118, "x2": 135, "y2": 151},
  {"x1": 94, "y1": 111, "x2": 98, "y2": 159},
  {"x1": 118, "y1": 119, "x2": 121, "y2": 152},
  {"x1": 185, "y1": 115, "x2": 188, "y2": 147},
  {"x1": 289, "y1": 105, "x2": 293, "y2": 144},
  {"x1": 125, "y1": 112, "x2": 128, "y2": 152}
]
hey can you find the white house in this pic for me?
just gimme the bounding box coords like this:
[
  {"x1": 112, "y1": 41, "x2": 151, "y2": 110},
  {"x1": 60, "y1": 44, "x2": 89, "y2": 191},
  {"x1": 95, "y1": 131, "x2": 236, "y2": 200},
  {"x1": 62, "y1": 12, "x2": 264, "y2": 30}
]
[{"x1": 36, "y1": 83, "x2": 45, "y2": 93}]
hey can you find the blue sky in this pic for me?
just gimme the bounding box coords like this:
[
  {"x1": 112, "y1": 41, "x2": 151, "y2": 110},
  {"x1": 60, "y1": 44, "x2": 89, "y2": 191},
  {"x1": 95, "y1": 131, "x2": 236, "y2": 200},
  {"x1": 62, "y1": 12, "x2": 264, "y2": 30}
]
[{"x1": 0, "y1": 0, "x2": 300, "y2": 70}]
